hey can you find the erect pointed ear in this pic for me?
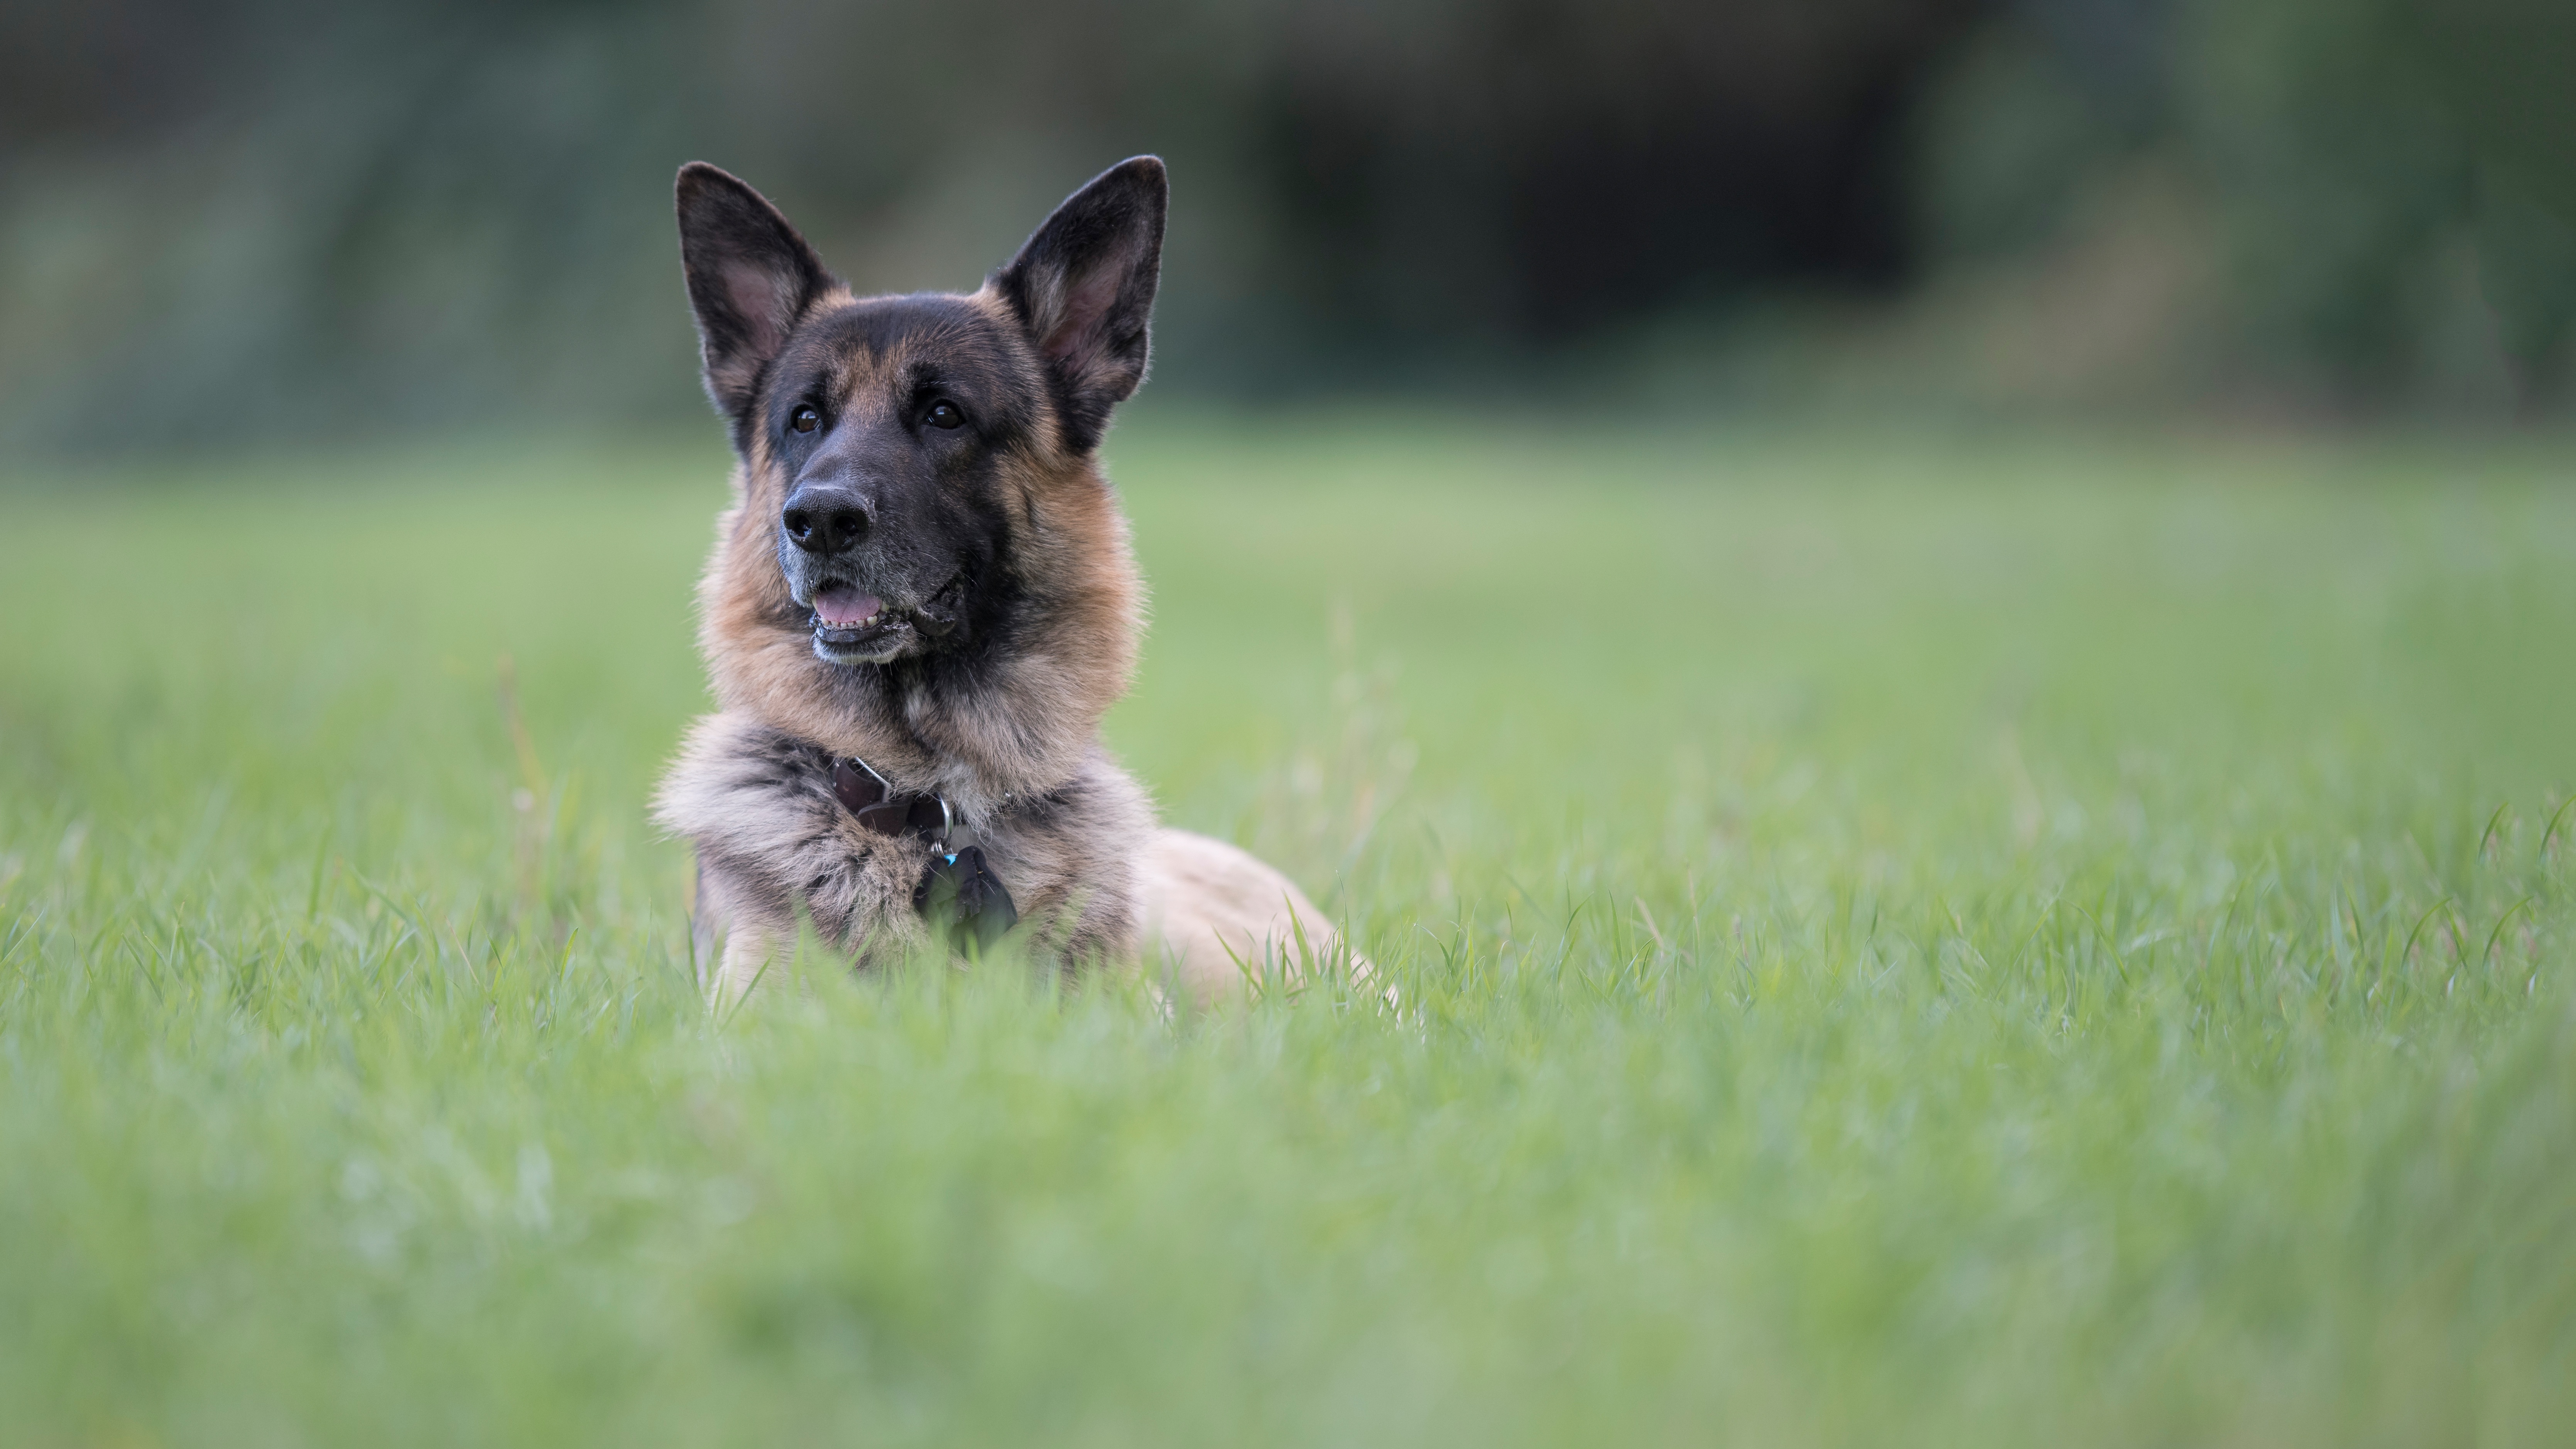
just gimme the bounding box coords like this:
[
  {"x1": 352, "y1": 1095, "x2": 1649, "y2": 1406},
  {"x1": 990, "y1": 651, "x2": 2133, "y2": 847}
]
[
  {"x1": 992, "y1": 157, "x2": 1167, "y2": 454},
  {"x1": 676, "y1": 162, "x2": 835, "y2": 427}
]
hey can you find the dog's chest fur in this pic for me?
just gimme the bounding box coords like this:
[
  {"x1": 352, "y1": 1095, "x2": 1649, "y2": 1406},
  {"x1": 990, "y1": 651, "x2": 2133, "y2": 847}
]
[{"x1": 659, "y1": 709, "x2": 1152, "y2": 975}]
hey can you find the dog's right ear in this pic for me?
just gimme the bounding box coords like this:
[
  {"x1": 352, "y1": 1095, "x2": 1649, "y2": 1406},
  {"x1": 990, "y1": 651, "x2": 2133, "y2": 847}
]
[{"x1": 676, "y1": 163, "x2": 835, "y2": 426}]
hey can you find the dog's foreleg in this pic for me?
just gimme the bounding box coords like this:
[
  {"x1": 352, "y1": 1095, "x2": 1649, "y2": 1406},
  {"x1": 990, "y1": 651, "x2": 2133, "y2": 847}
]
[
  {"x1": 712, "y1": 925, "x2": 781, "y2": 1010},
  {"x1": 691, "y1": 853, "x2": 789, "y2": 1011},
  {"x1": 689, "y1": 856, "x2": 720, "y2": 993}
]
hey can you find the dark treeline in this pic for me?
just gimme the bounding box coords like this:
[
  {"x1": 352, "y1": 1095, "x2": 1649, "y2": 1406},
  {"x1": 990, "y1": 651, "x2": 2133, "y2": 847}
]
[{"x1": 0, "y1": 0, "x2": 2569, "y2": 448}]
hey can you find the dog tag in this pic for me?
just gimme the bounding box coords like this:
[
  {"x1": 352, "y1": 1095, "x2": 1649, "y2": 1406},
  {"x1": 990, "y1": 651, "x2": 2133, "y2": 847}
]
[{"x1": 914, "y1": 845, "x2": 1018, "y2": 954}]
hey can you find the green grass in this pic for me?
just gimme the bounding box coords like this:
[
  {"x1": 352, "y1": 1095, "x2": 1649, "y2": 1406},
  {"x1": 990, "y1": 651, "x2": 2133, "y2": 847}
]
[{"x1": 3, "y1": 415, "x2": 2573, "y2": 1446}]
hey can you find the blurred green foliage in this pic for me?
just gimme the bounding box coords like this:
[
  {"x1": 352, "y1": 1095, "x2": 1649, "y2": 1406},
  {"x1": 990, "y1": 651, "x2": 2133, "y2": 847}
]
[
  {"x1": 0, "y1": 0, "x2": 2570, "y2": 446},
  {"x1": 1918, "y1": 0, "x2": 2576, "y2": 414}
]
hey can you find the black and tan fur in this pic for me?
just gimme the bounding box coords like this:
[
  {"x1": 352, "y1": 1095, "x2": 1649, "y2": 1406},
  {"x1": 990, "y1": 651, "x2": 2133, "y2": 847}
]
[{"x1": 654, "y1": 157, "x2": 1347, "y2": 1001}]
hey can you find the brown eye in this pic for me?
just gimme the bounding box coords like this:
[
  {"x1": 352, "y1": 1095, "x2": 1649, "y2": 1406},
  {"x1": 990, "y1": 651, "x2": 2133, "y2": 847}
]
[
  {"x1": 925, "y1": 401, "x2": 965, "y2": 430},
  {"x1": 790, "y1": 406, "x2": 820, "y2": 434}
]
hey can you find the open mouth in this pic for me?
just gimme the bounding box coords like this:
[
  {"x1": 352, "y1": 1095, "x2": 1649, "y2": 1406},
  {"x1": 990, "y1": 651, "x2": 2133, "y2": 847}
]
[
  {"x1": 808, "y1": 584, "x2": 907, "y2": 659},
  {"x1": 801, "y1": 573, "x2": 964, "y2": 664}
]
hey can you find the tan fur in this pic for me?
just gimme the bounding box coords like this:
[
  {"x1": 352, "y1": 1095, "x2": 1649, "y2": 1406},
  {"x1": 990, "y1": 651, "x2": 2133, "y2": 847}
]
[
  {"x1": 656, "y1": 171, "x2": 1357, "y2": 1005},
  {"x1": 1137, "y1": 829, "x2": 1351, "y2": 1001}
]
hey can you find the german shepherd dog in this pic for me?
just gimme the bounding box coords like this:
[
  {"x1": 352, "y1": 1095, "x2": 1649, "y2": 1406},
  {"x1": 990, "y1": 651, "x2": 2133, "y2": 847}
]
[{"x1": 655, "y1": 157, "x2": 1350, "y2": 1003}]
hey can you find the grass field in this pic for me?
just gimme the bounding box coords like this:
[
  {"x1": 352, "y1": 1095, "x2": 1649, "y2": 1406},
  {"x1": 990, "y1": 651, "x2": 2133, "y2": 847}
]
[{"x1": 3, "y1": 415, "x2": 2573, "y2": 1446}]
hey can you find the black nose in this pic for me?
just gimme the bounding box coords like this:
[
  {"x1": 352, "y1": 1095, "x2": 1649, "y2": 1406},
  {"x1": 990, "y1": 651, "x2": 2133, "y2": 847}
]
[{"x1": 781, "y1": 487, "x2": 869, "y2": 554}]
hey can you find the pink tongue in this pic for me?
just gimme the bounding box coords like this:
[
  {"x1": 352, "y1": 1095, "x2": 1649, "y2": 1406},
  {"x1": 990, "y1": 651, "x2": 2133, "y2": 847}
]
[{"x1": 814, "y1": 587, "x2": 882, "y2": 628}]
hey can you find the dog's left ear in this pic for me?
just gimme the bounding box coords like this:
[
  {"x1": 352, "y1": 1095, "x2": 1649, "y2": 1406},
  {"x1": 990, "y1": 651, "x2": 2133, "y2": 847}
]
[{"x1": 993, "y1": 157, "x2": 1167, "y2": 454}]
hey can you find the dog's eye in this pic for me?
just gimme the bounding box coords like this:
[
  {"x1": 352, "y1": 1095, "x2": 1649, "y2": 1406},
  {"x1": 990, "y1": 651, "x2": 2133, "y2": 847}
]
[
  {"x1": 790, "y1": 406, "x2": 820, "y2": 434},
  {"x1": 925, "y1": 401, "x2": 965, "y2": 430}
]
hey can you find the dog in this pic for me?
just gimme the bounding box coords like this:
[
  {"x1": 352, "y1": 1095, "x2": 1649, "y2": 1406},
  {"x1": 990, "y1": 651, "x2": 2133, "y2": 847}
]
[{"x1": 653, "y1": 156, "x2": 1353, "y2": 1003}]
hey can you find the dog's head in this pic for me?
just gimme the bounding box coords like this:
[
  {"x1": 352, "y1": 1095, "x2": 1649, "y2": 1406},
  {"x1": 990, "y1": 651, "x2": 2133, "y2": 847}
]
[{"x1": 677, "y1": 157, "x2": 1163, "y2": 670}]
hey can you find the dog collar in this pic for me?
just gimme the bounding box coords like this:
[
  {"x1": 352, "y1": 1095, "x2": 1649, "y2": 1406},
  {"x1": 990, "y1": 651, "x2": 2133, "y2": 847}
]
[
  {"x1": 831, "y1": 754, "x2": 1017, "y2": 949},
  {"x1": 830, "y1": 754, "x2": 976, "y2": 851}
]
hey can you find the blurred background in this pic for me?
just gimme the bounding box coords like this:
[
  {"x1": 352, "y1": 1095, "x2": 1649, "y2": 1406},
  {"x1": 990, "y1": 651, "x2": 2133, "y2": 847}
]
[{"x1": 2, "y1": 0, "x2": 2572, "y2": 453}]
